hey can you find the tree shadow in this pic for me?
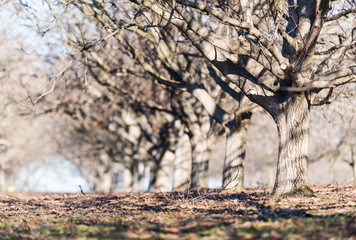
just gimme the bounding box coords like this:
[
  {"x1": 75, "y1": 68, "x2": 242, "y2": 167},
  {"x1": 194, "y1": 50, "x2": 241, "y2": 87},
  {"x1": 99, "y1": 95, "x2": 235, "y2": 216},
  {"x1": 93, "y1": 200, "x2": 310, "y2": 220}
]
[
  {"x1": 124, "y1": 190, "x2": 355, "y2": 238},
  {"x1": 1, "y1": 190, "x2": 354, "y2": 239}
]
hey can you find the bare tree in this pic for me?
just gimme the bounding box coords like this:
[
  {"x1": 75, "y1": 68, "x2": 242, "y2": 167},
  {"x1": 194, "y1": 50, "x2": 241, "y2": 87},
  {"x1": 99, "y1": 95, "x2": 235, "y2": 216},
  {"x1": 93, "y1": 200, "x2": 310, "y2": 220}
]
[
  {"x1": 0, "y1": 5, "x2": 68, "y2": 191},
  {"x1": 16, "y1": 0, "x2": 257, "y2": 191},
  {"x1": 14, "y1": 0, "x2": 355, "y2": 197},
  {"x1": 122, "y1": 0, "x2": 355, "y2": 197},
  {"x1": 242, "y1": 84, "x2": 356, "y2": 188},
  {"x1": 36, "y1": 55, "x2": 177, "y2": 193},
  {"x1": 309, "y1": 84, "x2": 356, "y2": 183}
]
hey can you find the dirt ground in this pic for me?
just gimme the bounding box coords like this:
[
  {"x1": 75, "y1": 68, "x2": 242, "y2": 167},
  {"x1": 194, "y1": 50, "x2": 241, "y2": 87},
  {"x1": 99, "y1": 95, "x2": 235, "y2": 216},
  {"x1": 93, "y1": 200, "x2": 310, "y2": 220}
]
[{"x1": 0, "y1": 183, "x2": 355, "y2": 239}]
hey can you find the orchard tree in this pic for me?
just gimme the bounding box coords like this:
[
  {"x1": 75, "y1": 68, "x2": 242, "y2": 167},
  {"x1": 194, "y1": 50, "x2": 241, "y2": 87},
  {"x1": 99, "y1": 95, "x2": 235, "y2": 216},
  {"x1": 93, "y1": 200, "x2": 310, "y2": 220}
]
[
  {"x1": 50, "y1": 0, "x2": 355, "y2": 196},
  {"x1": 0, "y1": 6, "x2": 66, "y2": 191},
  {"x1": 55, "y1": 0, "x2": 356, "y2": 197},
  {"x1": 17, "y1": 0, "x2": 356, "y2": 196},
  {"x1": 309, "y1": 84, "x2": 356, "y2": 183},
  {"x1": 35, "y1": 51, "x2": 178, "y2": 193},
  {"x1": 70, "y1": 1, "x2": 257, "y2": 191},
  {"x1": 17, "y1": 0, "x2": 258, "y2": 191},
  {"x1": 122, "y1": 0, "x2": 356, "y2": 197}
]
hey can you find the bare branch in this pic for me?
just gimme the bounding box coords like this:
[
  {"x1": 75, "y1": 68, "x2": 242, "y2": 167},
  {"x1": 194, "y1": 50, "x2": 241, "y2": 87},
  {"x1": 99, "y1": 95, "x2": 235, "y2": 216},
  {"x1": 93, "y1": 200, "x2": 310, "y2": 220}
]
[
  {"x1": 175, "y1": 0, "x2": 290, "y2": 67},
  {"x1": 294, "y1": 0, "x2": 330, "y2": 70},
  {"x1": 33, "y1": 60, "x2": 73, "y2": 104},
  {"x1": 326, "y1": 7, "x2": 356, "y2": 22},
  {"x1": 280, "y1": 66, "x2": 356, "y2": 91}
]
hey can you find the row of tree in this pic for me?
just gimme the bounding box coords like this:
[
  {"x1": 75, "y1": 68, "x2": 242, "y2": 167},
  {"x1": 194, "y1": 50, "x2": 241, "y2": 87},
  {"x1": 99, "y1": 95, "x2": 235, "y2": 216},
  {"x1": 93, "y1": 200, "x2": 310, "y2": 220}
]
[{"x1": 1, "y1": 0, "x2": 355, "y2": 197}]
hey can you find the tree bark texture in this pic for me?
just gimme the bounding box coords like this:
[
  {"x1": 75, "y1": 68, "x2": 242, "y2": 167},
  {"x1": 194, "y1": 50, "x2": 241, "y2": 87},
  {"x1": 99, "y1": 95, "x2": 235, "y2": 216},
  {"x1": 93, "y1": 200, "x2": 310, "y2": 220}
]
[
  {"x1": 222, "y1": 113, "x2": 251, "y2": 191},
  {"x1": 190, "y1": 110, "x2": 212, "y2": 190},
  {"x1": 179, "y1": 93, "x2": 211, "y2": 190},
  {"x1": 190, "y1": 134, "x2": 210, "y2": 189},
  {"x1": 172, "y1": 122, "x2": 192, "y2": 190},
  {"x1": 272, "y1": 93, "x2": 314, "y2": 197}
]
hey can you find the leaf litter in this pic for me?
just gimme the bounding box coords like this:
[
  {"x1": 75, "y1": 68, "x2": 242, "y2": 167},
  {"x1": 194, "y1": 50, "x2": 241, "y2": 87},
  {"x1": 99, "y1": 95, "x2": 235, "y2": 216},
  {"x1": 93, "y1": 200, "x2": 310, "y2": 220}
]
[{"x1": 0, "y1": 183, "x2": 355, "y2": 239}]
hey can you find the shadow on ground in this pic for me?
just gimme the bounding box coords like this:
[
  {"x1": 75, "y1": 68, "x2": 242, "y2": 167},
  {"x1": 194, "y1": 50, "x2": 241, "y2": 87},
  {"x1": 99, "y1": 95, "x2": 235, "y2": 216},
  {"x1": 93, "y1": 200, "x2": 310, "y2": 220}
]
[{"x1": 0, "y1": 184, "x2": 355, "y2": 239}]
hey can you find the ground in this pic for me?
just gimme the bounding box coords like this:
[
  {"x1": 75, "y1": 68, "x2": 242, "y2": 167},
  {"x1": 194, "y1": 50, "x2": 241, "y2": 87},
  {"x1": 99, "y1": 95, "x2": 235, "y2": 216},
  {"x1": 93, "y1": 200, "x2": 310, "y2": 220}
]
[{"x1": 0, "y1": 184, "x2": 355, "y2": 239}]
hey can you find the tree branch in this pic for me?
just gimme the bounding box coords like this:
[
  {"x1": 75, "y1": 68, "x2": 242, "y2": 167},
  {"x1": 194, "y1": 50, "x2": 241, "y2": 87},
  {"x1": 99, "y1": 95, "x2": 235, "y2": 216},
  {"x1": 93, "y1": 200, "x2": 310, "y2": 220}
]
[
  {"x1": 294, "y1": 0, "x2": 330, "y2": 70},
  {"x1": 326, "y1": 7, "x2": 356, "y2": 22},
  {"x1": 175, "y1": 0, "x2": 289, "y2": 67}
]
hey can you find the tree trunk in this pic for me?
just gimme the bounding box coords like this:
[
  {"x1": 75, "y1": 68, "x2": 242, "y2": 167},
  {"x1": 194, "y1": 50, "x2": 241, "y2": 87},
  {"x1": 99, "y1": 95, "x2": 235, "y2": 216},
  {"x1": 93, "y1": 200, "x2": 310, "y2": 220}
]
[
  {"x1": 94, "y1": 172, "x2": 114, "y2": 193},
  {"x1": 272, "y1": 93, "x2": 314, "y2": 198},
  {"x1": 352, "y1": 146, "x2": 356, "y2": 184},
  {"x1": 190, "y1": 111, "x2": 211, "y2": 190},
  {"x1": 150, "y1": 150, "x2": 175, "y2": 192},
  {"x1": 173, "y1": 122, "x2": 192, "y2": 191},
  {"x1": 190, "y1": 134, "x2": 210, "y2": 189},
  {"x1": 0, "y1": 166, "x2": 5, "y2": 191},
  {"x1": 112, "y1": 163, "x2": 132, "y2": 192},
  {"x1": 175, "y1": 92, "x2": 211, "y2": 190},
  {"x1": 222, "y1": 113, "x2": 251, "y2": 192},
  {"x1": 132, "y1": 160, "x2": 148, "y2": 192}
]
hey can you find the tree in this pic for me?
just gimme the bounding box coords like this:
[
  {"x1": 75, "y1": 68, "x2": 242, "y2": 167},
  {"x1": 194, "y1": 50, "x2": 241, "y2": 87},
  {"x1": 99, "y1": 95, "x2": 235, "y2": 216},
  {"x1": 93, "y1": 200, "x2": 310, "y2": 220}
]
[
  {"x1": 18, "y1": 0, "x2": 257, "y2": 191},
  {"x1": 0, "y1": 6, "x2": 67, "y2": 191},
  {"x1": 35, "y1": 52, "x2": 178, "y2": 193},
  {"x1": 17, "y1": 0, "x2": 355, "y2": 197},
  {"x1": 309, "y1": 84, "x2": 356, "y2": 183},
  {"x1": 122, "y1": 0, "x2": 355, "y2": 197}
]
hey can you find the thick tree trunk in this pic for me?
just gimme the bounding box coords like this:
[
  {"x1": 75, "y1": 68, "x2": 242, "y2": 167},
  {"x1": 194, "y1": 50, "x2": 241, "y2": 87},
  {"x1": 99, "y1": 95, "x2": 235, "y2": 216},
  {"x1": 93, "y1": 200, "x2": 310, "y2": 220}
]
[
  {"x1": 190, "y1": 134, "x2": 210, "y2": 189},
  {"x1": 190, "y1": 111, "x2": 211, "y2": 190},
  {"x1": 222, "y1": 114, "x2": 251, "y2": 191},
  {"x1": 175, "y1": 92, "x2": 211, "y2": 190},
  {"x1": 172, "y1": 122, "x2": 192, "y2": 190},
  {"x1": 272, "y1": 93, "x2": 314, "y2": 198}
]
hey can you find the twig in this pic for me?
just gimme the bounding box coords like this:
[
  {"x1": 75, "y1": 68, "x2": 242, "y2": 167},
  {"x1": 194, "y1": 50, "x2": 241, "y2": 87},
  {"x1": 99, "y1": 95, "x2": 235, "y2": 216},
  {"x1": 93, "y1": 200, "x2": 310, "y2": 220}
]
[
  {"x1": 83, "y1": 56, "x2": 89, "y2": 92},
  {"x1": 78, "y1": 185, "x2": 85, "y2": 195},
  {"x1": 33, "y1": 60, "x2": 73, "y2": 104}
]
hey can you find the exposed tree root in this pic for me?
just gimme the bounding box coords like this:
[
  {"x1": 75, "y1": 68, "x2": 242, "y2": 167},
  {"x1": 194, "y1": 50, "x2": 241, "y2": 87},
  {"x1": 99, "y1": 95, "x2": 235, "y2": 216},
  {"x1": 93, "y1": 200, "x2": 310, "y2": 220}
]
[{"x1": 272, "y1": 185, "x2": 316, "y2": 199}]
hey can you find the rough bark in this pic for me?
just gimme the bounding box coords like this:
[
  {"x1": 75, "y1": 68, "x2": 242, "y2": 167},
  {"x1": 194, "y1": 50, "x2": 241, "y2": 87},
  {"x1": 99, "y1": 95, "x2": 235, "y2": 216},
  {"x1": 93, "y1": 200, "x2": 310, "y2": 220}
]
[
  {"x1": 179, "y1": 93, "x2": 211, "y2": 190},
  {"x1": 190, "y1": 133, "x2": 210, "y2": 189},
  {"x1": 172, "y1": 122, "x2": 192, "y2": 191},
  {"x1": 222, "y1": 113, "x2": 251, "y2": 191},
  {"x1": 190, "y1": 110, "x2": 212, "y2": 190},
  {"x1": 272, "y1": 93, "x2": 315, "y2": 198}
]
